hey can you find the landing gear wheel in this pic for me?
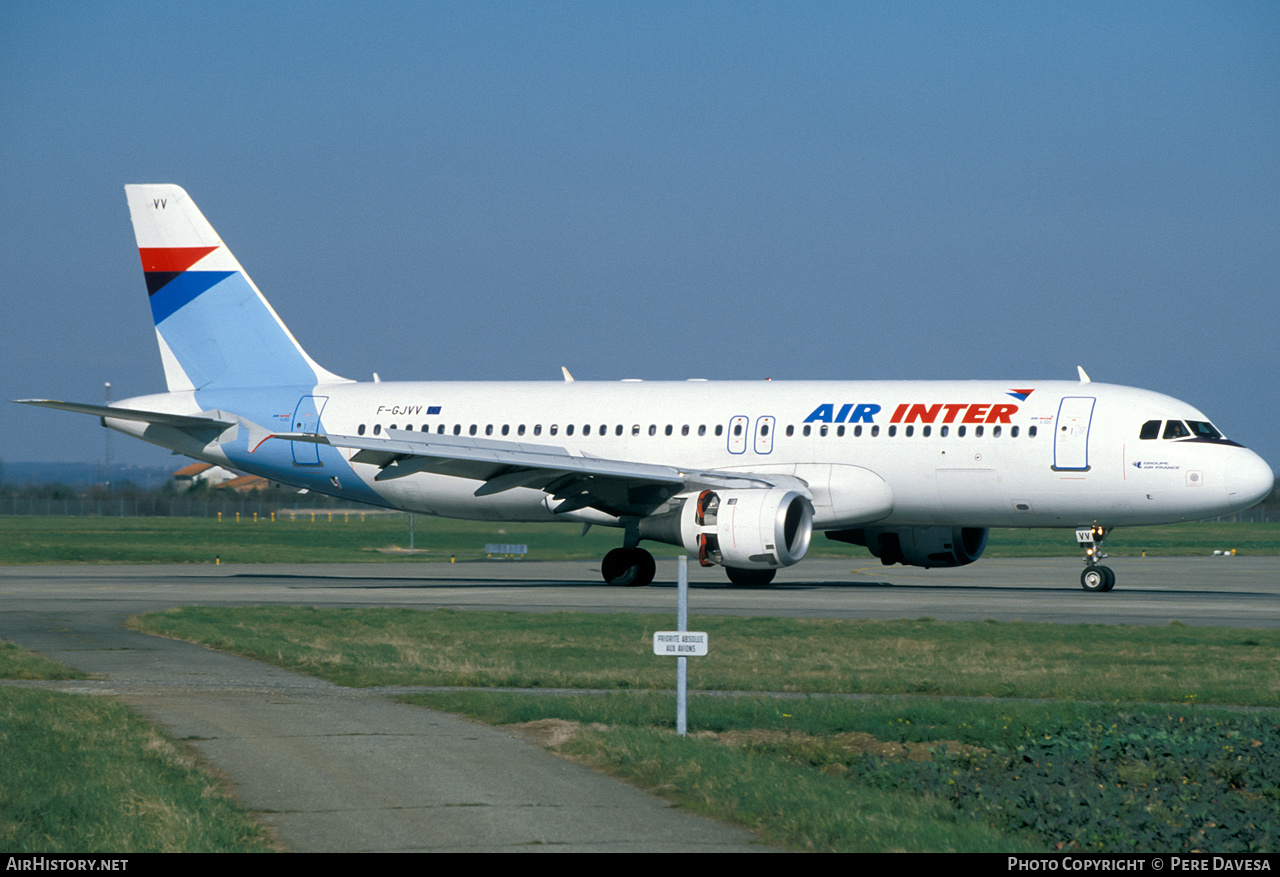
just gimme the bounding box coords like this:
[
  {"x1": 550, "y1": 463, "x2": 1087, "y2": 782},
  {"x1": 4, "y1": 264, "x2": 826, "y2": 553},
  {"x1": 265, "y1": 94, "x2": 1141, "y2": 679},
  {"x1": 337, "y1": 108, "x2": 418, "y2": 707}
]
[
  {"x1": 601, "y1": 547, "x2": 656, "y2": 587},
  {"x1": 725, "y1": 567, "x2": 776, "y2": 587},
  {"x1": 1080, "y1": 566, "x2": 1115, "y2": 592}
]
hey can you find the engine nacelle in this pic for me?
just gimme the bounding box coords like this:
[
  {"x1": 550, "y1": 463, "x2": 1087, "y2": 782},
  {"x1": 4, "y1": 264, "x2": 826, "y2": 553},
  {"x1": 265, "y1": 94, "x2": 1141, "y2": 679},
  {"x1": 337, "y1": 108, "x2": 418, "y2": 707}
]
[
  {"x1": 826, "y1": 526, "x2": 988, "y2": 569},
  {"x1": 640, "y1": 488, "x2": 814, "y2": 570}
]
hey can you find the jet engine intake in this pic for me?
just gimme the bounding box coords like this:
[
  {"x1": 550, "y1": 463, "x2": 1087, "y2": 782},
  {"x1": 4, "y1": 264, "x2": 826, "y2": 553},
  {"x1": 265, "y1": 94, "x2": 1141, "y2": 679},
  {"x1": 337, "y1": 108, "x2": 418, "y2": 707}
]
[{"x1": 639, "y1": 488, "x2": 814, "y2": 570}]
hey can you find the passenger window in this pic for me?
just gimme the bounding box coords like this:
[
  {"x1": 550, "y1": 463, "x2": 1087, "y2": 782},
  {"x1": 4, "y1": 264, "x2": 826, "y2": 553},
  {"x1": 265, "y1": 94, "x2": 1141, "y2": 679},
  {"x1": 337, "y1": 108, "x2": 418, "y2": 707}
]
[
  {"x1": 533, "y1": 424, "x2": 542, "y2": 436},
  {"x1": 803, "y1": 425, "x2": 811, "y2": 437},
  {"x1": 502, "y1": 425, "x2": 510, "y2": 436},
  {"x1": 566, "y1": 424, "x2": 574, "y2": 436},
  {"x1": 1029, "y1": 426, "x2": 1037, "y2": 437},
  {"x1": 820, "y1": 425, "x2": 828, "y2": 437},
  {"x1": 681, "y1": 425, "x2": 689, "y2": 436},
  {"x1": 957, "y1": 425, "x2": 966, "y2": 437},
  {"x1": 665, "y1": 425, "x2": 673, "y2": 436},
  {"x1": 358, "y1": 424, "x2": 366, "y2": 436},
  {"x1": 1163, "y1": 420, "x2": 1190, "y2": 440},
  {"x1": 870, "y1": 425, "x2": 879, "y2": 437},
  {"x1": 632, "y1": 424, "x2": 640, "y2": 436},
  {"x1": 715, "y1": 425, "x2": 723, "y2": 436},
  {"x1": 786, "y1": 425, "x2": 794, "y2": 437},
  {"x1": 485, "y1": 424, "x2": 493, "y2": 436},
  {"x1": 975, "y1": 425, "x2": 983, "y2": 437},
  {"x1": 698, "y1": 425, "x2": 706, "y2": 436},
  {"x1": 940, "y1": 425, "x2": 949, "y2": 437},
  {"x1": 837, "y1": 425, "x2": 845, "y2": 437},
  {"x1": 374, "y1": 424, "x2": 382, "y2": 435},
  {"x1": 854, "y1": 425, "x2": 863, "y2": 437},
  {"x1": 904, "y1": 425, "x2": 913, "y2": 437},
  {"x1": 550, "y1": 425, "x2": 558, "y2": 436},
  {"x1": 1139, "y1": 420, "x2": 1161, "y2": 440},
  {"x1": 518, "y1": 424, "x2": 525, "y2": 436},
  {"x1": 923, "y1": 425, "x2": 931, "y2": 437},
  {"x1": 888, "y1": 425, "x2": 897, "y2": 437},
  {"x1": 649, "y1": 425, "x2": 656, "y2": 436},
  {"x1": 1010, "y1": 425, "x2": 1019, "y2": 437}
]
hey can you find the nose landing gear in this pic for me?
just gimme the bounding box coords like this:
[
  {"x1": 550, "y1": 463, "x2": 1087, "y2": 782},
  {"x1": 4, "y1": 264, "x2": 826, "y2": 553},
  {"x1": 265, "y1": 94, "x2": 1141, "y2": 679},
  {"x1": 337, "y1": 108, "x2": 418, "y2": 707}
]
[{"x1": 1076, "y1": 525, "x2": 1115, "y2": 592}]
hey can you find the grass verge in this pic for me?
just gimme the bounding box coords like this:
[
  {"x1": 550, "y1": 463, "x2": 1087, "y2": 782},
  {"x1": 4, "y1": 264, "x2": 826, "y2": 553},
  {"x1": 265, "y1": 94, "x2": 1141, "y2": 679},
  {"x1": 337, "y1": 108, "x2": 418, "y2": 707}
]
[
  {"x1": 1, "y1": 516, "x2": 1276, "y2": 565},
  {"x1": 0, "y1": 639, "x2": 273, "y2": 852},
  {"x1": 135, "y1": 607, "x2": 1280, "y2": 706},
  {"x1": 0, "y1": 688, "x2": 275, "y2": 852},
  {"x1": 130, "y1": 606, "x2": 1280, "y2": 852}
]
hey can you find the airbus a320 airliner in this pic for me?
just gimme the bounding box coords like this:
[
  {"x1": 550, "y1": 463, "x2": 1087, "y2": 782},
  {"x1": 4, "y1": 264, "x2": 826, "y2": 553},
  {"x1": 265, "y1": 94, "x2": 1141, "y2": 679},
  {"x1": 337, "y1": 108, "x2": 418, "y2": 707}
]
[{"x1": 19, "y1": 185, "x2": 1274, "y2": 591}]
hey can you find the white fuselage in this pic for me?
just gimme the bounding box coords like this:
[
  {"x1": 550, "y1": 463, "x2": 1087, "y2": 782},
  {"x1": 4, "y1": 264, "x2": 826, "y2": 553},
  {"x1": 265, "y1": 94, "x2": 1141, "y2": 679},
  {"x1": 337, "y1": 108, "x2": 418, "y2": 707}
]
[{"x1": 109, "y1": 377, "x2": 1275, "y2": 533}]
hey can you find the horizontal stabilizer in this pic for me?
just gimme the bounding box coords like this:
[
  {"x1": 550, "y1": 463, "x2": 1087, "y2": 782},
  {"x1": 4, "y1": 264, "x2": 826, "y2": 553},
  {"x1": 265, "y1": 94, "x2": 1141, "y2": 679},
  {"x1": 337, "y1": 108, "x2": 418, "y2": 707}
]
[{"x1": 14, "y1": 399, "x2": 236, "y2": 429}]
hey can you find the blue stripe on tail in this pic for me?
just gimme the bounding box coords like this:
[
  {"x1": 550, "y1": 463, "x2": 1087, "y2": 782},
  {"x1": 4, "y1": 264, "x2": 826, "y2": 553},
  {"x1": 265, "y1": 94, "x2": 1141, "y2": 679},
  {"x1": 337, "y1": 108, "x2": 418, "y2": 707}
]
[{"x1": 155, "y1": 272, "x2": 319, "y2": 389}]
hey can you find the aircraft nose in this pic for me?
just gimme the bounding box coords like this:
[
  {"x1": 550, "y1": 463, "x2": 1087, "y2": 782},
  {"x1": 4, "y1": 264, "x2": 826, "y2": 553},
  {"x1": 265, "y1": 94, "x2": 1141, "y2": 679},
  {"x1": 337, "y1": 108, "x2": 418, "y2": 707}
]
[{"x1": 1226, "y1": 448, "x2": 1275, "y2": 510}]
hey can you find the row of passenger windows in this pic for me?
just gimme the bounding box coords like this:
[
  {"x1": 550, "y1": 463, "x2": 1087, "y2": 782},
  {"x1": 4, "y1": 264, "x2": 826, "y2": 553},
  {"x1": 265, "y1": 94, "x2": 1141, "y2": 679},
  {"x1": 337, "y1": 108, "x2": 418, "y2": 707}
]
[
  {"x1": 790, "y1": 423, "x2": 1036, "y2": 438},
  {"x1": 1139, "y1": 420, "x2": 1223, "y2": 441},
  {"x1": 357, "y1": 422, "x2": 727, "y2": 438},
  {"x1": 354, "y1": 422, "x2": 1041, "y2": 440}
]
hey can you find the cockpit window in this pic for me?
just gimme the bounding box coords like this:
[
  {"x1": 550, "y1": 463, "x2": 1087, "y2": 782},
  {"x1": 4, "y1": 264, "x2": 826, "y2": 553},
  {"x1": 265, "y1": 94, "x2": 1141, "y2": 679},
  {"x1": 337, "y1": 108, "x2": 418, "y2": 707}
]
[
  {"x1": 1139, "y1": 420, "x2": 1161, "y2": 440},
  {"x1": 1187, "y1": 420, "x2": 1223, "y2": 440},
  {"x1": 1162, "y1": 420, "x2": 1190, "y2": 440}
]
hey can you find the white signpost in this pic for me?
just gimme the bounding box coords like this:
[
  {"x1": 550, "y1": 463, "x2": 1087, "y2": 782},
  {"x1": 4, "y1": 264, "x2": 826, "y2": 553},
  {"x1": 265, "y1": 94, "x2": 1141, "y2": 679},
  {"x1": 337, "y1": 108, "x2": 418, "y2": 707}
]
[
  {"x1": 651, "y1": 555, "x2": 707, "y2": 735},
  {"x1": 653, "y1": 631, "x2": 708, "y2": 656}
]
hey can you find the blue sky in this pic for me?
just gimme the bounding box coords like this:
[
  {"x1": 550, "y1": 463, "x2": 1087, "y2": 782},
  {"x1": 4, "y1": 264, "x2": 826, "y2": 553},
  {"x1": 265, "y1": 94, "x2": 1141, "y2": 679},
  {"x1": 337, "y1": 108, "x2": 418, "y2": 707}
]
[{"x1": 2, "y1": 2, "x2": 1277, "y2": 471}]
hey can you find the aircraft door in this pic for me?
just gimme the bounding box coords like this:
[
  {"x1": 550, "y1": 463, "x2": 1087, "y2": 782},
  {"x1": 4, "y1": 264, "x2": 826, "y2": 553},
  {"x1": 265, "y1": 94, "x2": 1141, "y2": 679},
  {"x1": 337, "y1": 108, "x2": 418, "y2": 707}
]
[
  {"x1": 1052, "y1": 396, "x2": 1095, "y2": 471},
  {"x1": 291, "y1": 395, "x2": 329, "y2": 466},
  {"x1": 727, "y1": 415, "x2": 748, "y2": 454},
  {"x1": 754, "y1": 415, "x2": 775, "y2": 454}
]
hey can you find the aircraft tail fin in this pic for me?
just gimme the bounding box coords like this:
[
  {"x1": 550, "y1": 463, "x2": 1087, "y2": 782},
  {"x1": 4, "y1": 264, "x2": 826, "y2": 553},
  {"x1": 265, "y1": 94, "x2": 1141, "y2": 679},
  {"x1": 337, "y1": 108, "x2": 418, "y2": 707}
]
[{"x1": 124, "y1": 184, "x2": 348, "y2": 392}]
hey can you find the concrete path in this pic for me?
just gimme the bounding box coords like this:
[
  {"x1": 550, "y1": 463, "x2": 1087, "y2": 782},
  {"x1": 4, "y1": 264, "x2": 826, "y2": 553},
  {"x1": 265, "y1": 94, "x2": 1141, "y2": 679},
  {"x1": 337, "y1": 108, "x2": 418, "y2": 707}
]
[{"x1": 4, "y1": 605, "x2": 769, "y2": 852}]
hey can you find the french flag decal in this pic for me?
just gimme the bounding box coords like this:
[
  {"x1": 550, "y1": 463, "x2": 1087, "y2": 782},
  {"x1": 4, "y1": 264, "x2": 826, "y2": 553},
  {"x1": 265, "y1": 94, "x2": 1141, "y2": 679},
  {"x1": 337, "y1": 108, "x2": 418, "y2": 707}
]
[{"x1": 1007, "y1": 388, "x2": 1035, "y2": 401}]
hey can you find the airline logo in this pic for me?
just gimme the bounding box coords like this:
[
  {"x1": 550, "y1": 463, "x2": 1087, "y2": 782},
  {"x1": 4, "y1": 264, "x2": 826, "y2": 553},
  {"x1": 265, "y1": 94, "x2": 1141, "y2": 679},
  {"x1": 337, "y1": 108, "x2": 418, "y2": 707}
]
[
  {"x1": 808, "y1": 389, "x2": 1029, "y2": 425},
  {"x1": 804, "y1": 400, "x2": 1021, "y2": 425},
  {"x1": 889, "y1": 402, "x2": 1019, "y2": 424},
  {"x1": 138, "y1": 246, "x2": 232, "y2": 324}
]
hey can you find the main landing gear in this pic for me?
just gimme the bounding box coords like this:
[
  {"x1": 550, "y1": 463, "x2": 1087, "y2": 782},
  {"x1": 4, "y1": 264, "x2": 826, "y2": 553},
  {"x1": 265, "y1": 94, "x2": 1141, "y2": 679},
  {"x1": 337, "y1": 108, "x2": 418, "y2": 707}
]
[
  {"x1": 1076, "y1": 525, "x2": 1115, "y2": 592},
  {"x1": 599, "y1": 546, "x2": 776, "y2": 588},
  {"x1": 601, "y1": 546, "x2": 656, "y2": 587}
]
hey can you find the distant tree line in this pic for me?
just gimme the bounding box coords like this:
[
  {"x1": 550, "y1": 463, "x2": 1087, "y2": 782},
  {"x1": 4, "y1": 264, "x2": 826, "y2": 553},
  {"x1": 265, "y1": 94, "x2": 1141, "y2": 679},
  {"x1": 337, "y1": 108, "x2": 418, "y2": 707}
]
[{"x1": 0, "y1": 460, "x2": 372, "y2": 517}]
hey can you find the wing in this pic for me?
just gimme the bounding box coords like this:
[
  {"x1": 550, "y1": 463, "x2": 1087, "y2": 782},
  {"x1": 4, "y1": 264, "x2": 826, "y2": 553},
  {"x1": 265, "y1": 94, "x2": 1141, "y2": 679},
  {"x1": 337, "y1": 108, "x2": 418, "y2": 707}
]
[{"x1": 262, "y1": 427, "x2": 792, "y2": 517}]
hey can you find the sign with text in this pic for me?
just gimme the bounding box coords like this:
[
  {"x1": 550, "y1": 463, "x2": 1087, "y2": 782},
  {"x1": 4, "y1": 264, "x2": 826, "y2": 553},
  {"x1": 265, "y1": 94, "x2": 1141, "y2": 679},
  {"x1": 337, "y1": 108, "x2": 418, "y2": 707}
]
[{"x1": 653, "y1": 631, "x2": 708, "y2": 656}]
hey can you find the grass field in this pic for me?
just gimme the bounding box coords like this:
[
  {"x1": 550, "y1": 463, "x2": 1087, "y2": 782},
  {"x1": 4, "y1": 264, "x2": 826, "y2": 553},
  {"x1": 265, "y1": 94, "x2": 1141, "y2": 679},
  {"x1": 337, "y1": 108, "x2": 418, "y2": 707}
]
[
  {"x1": 130, "y1": 606, "x2": 1280, "y2": 852},
  {"x1": 135, "y1": 606, "x2": 1280, "y2": 706},
  {"x1": 0, "y1": 515, "x2": 1275, "y2": 565},
  {"x1": 3, "y1": 512, "x2": 1276, "y2": 851},
  {"x1": 0, "y1": 642, "x2": 272, "y2": 852}
]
